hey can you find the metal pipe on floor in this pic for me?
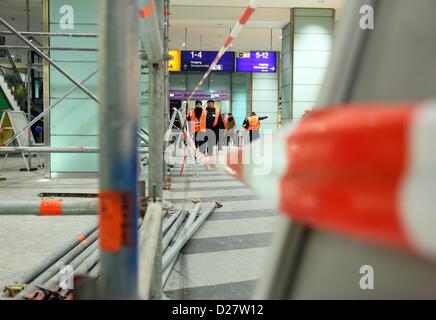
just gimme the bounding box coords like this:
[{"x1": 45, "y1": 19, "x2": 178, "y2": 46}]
[
  {"x1": 138, "y1": 203, "x2": 164, "y2": 300},
  {"x1": 0, "y1": 199, "x2": 98, "y2": 216},
  {"x1": 162, "y1": 202, "x2": 219, "y2": 271},
  {"x1": 98, "y1": 0, "x2": 140, "y2": 300},
  {"x1": 162, "y1": 210, "x2": 187, "y2": 252},
  {"x1": 75, "y1": 248, "x2": 100, "y2": 275},
  {"x1": 2, "y1": 69, "x2": 98, "y2": 147},
  {"x1": 16, "y1": 230, "x2": 99, "y2": 299},
  {"x1": 183, "y1": 202, "x2": 201, "y2": 231},
  {"x1": 4, "y1": 225, "x2": 97, "y2": 297},
  {"x1": 0, "y1": 18, "x2": 98, "y2": 103},
  {"x1": 43, "y1": 241, "x2": 100, "y2": 292},
  {"x1": 0, "y1": 147, "x2": 149, "y2": 154},
  {"x1": 162, "y1": 210, "x2": 180, "y2": 234}
]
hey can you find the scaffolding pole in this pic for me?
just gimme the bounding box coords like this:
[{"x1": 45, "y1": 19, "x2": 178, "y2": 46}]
[
  {"x1": 2, "y1": 70, "x2": 98, "y2": 147},
  {"x1": 0, "y1": 147, "x2": 149, "y2": 154},
  {"x1": 0, "y1": 31, "x2": 98, "y2": 38},
  {"x1": 0, "y1": 17, "x2": 98, "y2": 103},
  {"x1": 98, "y1": 0, "x2": 140, "y2": 300},
  {"x1": 147, "y1": 0, "x2": 165, "y2": 201},
  {"x1": 0, "y1": 45, "x2": 147, "y2": 53},
  {"x1": 138, "y1": 0, "x2": 164, "y2": 63},
  {"x1": 0, "y1": 199, "x2": 97, "y2": 216}
]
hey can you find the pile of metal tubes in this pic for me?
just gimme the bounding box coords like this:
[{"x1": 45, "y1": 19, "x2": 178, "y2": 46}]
[
  {"x1": 3, "y1": 200, "x2": 220, "y2": 300},
  {"x1": 160, "y1": 201, "x2": 221, "y2": 288},
  {"x1": 3, "y1": 224, "x2": 100, "y2": 299}
]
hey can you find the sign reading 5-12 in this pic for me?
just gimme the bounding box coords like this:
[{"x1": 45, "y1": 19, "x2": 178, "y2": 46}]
[{"x1": 255, "y1": 52, "x2": 270, "y2": 59}]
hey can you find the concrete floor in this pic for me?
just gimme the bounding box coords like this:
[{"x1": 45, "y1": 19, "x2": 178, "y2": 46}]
[
  {"x1": 0, "y1": 156, "x2": 97, "y2": 290},
  {"x1": 0, "y1": 151, "x2": 278, "y2": 299}
]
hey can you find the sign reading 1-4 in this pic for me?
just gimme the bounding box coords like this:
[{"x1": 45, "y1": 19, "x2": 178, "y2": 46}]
[{"x1": 180, "y1": 51, "x2": 235, "y2": 72}]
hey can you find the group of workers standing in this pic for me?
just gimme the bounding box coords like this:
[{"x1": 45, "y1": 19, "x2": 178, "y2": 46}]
[{"x1": 188, "y1": 99, "x2": 268, "y2": 156}]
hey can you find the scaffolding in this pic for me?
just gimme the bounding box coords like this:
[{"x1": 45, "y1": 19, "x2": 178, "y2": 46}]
[{"x1": 0, "y1": 0, "x2": 169, "y2": 300}]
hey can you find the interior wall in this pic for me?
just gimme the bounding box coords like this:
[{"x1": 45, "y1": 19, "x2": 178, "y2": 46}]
[
  {"x1": 49, "y1": 0, "x2": 99, "y2": 173},
  {"x1": 292, "y1": 8, "x2": 334, "y2": 119},
  {"x1": 48, "y1": 0, "x2": 143, "y2": 173},
  {"x1": 280, "y1": 22, "x2": 292, "y2": 122},
  {"x1": 231, "y1": 73, "x2": 249, "y2": 130},
  {"x1": 250, "y1": 72, "x2": 279, "y2": 133}
]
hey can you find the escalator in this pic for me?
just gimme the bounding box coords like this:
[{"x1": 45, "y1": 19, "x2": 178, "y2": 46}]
[{"x1": 0, "y1": 67, "x2": 21, "y2": 112}]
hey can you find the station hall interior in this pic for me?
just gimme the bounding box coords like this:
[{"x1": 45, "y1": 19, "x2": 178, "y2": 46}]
[{"x1": 1, "y1": 0, "x2": 436, "y2": 301}]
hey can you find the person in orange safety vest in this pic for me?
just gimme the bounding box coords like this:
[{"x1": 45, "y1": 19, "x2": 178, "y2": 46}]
[
  {"x1": 205, "y1": 99, "x2": 224, "y2": 155},
  {"x1": 188, "y1": 100, "x2": 207, "y2": 152},
  {"x1": 243, "y1": 112, "x2": 268, "y2": 142}
]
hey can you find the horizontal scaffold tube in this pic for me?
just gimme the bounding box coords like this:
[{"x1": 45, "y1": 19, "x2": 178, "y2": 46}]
[
  {"x1": 0, "y1": 31, "x2": 99, "y2": 37},
  {"x1": 0, "y1": 199, "x2": 98, "y2": 216},
  {"x1": 0, "y1": 147, "x2": 148, "y2": 154}
]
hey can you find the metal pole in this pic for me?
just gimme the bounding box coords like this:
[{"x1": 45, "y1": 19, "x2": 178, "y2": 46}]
[
  {"x1": 2, "y1": 69, "x2": 98, "y2": 147},
  {"x1": 0, "y1": 18, "x2": 98, "y2": 103},
  {"x1": 0, "y1": 45, "x2": 147, "y2": 53},
  {"x1": 0, "y1": 147, "x2": 149, "y2": 154},
  {"x1": 0, "y1": 199, "x2": 98, "y2": 215},
  {"x1": 138, "y1": 203, "x2": 164, "y2": 299},
  {"x1": 162, "y1": 210, "x2": 187, "y2": 251},
  {"x1": 16, "y1": 230, "x2": 99, "y2": 299},
  {"x1": 0, "y1": 31, "x2": 98, "y2": 38},
  {"x1": 162, "y1": 211, "x2": 179, "y2": 234},
  {"x1": 138, "y1": 0, "x2": 164, "y2": 63},
  {"x1": 162, "y1": 202, "x2": 218, "y2": 271},
  {"x1": 163, "y1": 0, "x2": 170, "y2": 125},
  {"x1": 148, "y1": 62, "x2": 165, "y2": 200},
  {"x1": 4, "y1": 225, "x2": 96, "y2": 297},
  {"x1": 99, "y1": 0, "x2": 140, "y2": 300},
  {"x1": 26, "y1": 0, "x2": 32, "y2": 169}
]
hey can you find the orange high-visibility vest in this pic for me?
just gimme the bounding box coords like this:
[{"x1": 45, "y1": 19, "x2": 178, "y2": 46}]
[
  {"x1": 212, "y1": 109, "x2": 220, "y2": 127},
  {"x1": 191, "y1": 109, "x2": 206, "y2": 133},
  {"x1": 247, "y1": 115, "x2": 260, "y2": 130}
]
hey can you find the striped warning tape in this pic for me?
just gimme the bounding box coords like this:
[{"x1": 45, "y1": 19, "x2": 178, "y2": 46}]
[
  {"x1": 187, "y1": 0, "x2": 258, "y2": 101},
  {"x1": 224, "y1": 101, "x2": 436, "y2": 259}
]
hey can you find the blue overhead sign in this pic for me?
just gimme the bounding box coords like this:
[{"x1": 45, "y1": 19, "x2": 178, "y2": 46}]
[
  {"x1": 181, "y1": 51, "x2": 235, "y2": 72},
  {"x1": 236, "y1": 51, "x2": 277, "y2": 73}
]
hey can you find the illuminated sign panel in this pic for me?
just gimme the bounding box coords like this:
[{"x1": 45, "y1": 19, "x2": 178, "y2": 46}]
[
  {"x1": 168, "y1": 50, "x2": 181, "y2": 72},
  {"x1": 181, "y1": 51, "x2": 235, "y2": 72},
  {"x1": 236, "y1": 51, "x2": 277, "y2": 73}
]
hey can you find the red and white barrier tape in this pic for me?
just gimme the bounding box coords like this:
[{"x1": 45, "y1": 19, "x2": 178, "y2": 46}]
[
  {"x1": 187, "y1": 0, "x2": 258, "y2": 101},
  {"x1": 224, "y1": 101, "x2": 436, "y2": 259}
]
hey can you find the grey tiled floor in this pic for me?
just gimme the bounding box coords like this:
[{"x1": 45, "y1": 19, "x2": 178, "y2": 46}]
[{"x1": 163, "y1": 161, "x2": 279, "y2": 299}]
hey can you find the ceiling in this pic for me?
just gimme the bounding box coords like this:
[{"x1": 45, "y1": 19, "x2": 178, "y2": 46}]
[
  {"x1": 0, "y1": 0, "x2": 345, "y2": 63},
  {"x1": 171, "y1": 0, "x2": 344, "y2": 8},
  {"x1": 169, "y1": 0, "x2": 345, "y2": 52}
]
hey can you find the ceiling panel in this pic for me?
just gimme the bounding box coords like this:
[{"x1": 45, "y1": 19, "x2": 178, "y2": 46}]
[{"x1": 171, "y1": 0, "x2": 344, "y2": 9}]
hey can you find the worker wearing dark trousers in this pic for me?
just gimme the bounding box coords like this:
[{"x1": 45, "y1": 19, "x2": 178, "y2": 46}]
[
  {"x1": 243, "y1": 112, "x2": 268, "y2": 143},
  {"x1": 205, "y1": 99, "x2": 223, "y2": 155},
  {"x1": 188, "y1": 100, "x2": 207, "y2": 154}
]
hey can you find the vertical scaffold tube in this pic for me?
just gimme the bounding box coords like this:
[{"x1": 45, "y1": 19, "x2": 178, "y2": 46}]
[{"x1": 98, "y1": 0, "x2": 140, "y2": 299}]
